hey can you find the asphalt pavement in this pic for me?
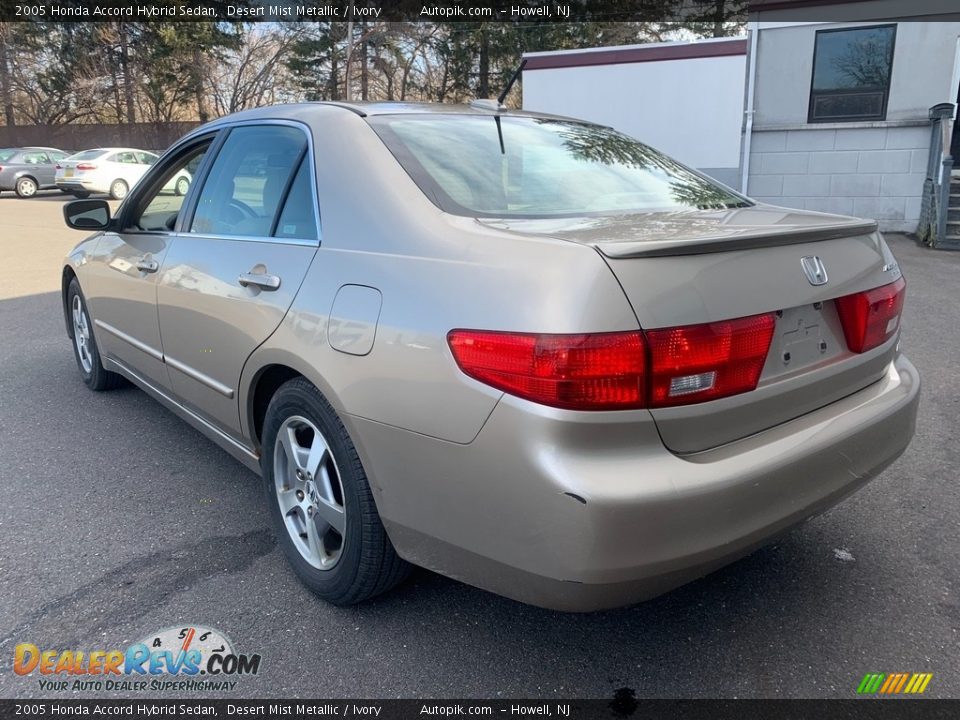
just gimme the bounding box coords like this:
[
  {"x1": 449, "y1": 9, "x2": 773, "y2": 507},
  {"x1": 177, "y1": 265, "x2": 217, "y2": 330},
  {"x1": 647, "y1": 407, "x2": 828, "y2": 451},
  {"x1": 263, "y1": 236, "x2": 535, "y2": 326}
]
[{"x1": 0, "y1": 192, "x2": 957, "y2": 699}]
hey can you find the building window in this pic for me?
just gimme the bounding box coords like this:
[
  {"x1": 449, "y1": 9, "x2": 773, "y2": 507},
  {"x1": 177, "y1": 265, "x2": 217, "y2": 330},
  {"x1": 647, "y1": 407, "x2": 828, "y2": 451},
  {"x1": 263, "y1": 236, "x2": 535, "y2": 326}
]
[{"x1": 808, "y1": 24, "x2": 896, "y2": 123}]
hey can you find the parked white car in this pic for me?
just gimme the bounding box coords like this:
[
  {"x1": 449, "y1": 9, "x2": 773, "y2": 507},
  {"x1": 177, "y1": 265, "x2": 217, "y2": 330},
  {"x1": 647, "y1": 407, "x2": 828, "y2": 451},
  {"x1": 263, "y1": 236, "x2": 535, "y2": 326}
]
[{"x1": 56, "y1": 148, "x2": 191, "y2": 200}]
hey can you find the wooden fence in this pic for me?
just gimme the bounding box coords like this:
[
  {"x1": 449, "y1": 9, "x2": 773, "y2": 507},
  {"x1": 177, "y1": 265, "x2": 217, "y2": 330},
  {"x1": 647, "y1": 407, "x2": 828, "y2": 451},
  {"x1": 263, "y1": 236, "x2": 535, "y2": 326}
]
[{"x1": 0, "y1": 122, "x2": 201, "y2": 153}]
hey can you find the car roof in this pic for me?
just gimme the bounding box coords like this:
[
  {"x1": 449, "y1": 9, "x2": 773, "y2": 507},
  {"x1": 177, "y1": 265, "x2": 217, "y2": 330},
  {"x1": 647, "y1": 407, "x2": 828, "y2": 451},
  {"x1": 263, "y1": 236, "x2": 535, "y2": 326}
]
[
  {"x1": 204, "y1": 101, "x2": 587, "y2": 125},
  {"x1": 2, "y1": 147, "x2": 62, "y2": 154},
  {"x1": 90, "y1": 147, "x2": 150, "y2": 153},
  {"x1": 322, "y1": 101, "x2": 578, "y2": 121}
]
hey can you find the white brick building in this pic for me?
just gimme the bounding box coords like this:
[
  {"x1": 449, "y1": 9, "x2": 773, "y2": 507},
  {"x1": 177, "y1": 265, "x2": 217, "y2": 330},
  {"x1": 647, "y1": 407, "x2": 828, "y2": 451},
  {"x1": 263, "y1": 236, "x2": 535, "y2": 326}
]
[
  {"x1": 745, "y1": 6, "x2": 960, "y2": 232},
  {"x1": 522, "y1": 2, "x2": 960, "y2": 234}
]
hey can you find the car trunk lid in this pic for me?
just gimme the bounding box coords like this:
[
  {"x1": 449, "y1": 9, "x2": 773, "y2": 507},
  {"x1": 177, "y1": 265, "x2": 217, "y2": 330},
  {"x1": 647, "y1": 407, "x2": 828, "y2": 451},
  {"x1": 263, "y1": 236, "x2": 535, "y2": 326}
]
[{"x1": 478, "y1": 205, "x2": 904, "y2": 453}]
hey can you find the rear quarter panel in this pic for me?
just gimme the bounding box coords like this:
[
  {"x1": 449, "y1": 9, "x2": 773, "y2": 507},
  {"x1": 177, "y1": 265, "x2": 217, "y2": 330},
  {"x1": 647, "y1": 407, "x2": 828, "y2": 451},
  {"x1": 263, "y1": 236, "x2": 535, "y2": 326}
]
[{"x1": 240, "y1": 108, "x2": 641, "y2": 446}]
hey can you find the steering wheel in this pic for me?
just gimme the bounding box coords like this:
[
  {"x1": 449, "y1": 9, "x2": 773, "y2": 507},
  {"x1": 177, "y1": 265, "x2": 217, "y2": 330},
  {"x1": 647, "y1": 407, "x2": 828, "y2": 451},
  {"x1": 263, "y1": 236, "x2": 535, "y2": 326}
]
[{"x1": 227, "y1": 198, "x2": 257, "y2": 220}]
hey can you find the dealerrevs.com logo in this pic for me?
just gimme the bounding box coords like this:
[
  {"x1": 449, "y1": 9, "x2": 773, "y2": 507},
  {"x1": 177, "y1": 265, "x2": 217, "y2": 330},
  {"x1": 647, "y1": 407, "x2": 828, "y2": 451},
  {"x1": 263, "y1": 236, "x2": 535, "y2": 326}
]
[{"x1": 14, "y1": 626, "x2": 261, "y2": 693}]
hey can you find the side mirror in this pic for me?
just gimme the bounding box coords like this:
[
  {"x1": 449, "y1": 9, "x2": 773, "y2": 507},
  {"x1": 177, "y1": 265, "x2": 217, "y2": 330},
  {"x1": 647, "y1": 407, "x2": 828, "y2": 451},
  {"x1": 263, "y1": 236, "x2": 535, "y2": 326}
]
[{"x1": 63, "y1": 199, "x2": 111, "y2": 231}]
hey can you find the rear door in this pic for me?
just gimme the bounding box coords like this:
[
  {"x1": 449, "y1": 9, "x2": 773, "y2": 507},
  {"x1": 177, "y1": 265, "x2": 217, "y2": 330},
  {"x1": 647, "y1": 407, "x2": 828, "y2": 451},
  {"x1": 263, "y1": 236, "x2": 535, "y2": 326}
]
[
  {"x1": 21, "y1": 150, "x2": 53, "y2": 185},
  {"x1": 111, "y1": 151, "x2": 147, "y2": 187},
  {"x1": 156, "y1": 122, "x2": 319, "y2": 435}
]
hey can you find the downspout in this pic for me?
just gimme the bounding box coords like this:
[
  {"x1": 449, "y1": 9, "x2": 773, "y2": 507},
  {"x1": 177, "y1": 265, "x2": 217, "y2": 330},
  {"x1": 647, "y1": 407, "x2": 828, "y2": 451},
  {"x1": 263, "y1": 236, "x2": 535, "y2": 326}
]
[{"x1": 740, "y1": 21, "x2": 759, "y2": 194}]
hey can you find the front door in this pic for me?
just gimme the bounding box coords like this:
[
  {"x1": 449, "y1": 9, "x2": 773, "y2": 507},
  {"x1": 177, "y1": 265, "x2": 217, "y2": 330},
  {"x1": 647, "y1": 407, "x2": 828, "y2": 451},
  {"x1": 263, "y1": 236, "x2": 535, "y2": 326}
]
[
  {"x1": 84, "y1": 137, "x2": 215, "y2": 389},
  {"x1": 156, "y1": 123, "x2": 319, "y2": 435}
]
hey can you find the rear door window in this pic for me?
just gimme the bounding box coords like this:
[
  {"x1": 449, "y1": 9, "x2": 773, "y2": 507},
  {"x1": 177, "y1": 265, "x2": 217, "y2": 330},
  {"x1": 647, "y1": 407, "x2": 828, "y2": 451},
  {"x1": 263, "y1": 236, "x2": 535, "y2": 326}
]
[
  {"x1": 22, "y1": 152, "x2": 49, "y2": 164},
  {"x1": 190, "y1": 125, "x2": 307, "y2": 238},
  {"x1": 273, "y1": 157, "x2": 318, "y2": 240}
]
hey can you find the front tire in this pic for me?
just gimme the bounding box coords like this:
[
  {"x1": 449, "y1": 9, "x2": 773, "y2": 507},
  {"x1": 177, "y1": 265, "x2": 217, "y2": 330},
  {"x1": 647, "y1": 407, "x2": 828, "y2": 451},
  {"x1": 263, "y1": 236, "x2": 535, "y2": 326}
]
[
  {"x1": 174, "y1": 176, "x2": 190, "y2": 196},
  {"x1": 109, "y1": 179, "x2": 128, "y2": 200},
  {"x1": 67, "y1": 278, "x2": 124, "y2": 391},
  {"x1": 262, "y1": 378, "x2": 411, "y2": 605},
  {"x1": 15, "y1": 176, "x2": 38, "y2": 198}
]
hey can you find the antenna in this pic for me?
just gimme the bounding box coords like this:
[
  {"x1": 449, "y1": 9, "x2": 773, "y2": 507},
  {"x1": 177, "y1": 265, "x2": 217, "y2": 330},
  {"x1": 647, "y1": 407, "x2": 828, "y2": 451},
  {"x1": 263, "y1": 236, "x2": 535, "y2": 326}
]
[{"x1": 497, "y1": 58, "x2": 528, "y2": 107}]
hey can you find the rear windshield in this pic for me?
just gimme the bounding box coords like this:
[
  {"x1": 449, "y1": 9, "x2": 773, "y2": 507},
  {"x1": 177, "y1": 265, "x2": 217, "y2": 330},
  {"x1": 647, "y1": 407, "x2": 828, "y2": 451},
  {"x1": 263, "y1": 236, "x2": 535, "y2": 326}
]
[
  {"x1": 369, "y1": 115, "x2": 748, "y2": 218},
  {"x1": 0, "y1": 149, "x2": 17, "y2": 162},
  {"x1": 69, "y1": 149, "x2": 105, "y2": 161}
]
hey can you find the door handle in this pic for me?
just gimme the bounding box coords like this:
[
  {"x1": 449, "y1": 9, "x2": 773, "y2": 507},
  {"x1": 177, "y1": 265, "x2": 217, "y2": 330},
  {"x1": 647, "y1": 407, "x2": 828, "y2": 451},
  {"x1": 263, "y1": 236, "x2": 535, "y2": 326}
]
[
  {"x1": 238, "y1": 272, "x2": 281, "y2": 291},
  {"x1": 136, "y1": 259, "x2": 159, "y2": 273}
]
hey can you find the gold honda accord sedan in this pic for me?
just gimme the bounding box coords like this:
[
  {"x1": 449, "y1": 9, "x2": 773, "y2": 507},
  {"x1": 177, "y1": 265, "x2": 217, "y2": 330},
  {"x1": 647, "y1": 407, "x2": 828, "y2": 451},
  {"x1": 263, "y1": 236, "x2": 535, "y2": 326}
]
[{"x1": 60, "y1": 102, "x2": 920, "y2": 611}]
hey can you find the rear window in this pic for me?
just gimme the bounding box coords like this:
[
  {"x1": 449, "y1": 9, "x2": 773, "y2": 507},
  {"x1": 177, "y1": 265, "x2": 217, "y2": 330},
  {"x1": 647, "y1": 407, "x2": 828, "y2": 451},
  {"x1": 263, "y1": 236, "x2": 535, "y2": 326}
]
[
  {"x1": 69, "y1": 150, "x2": 105, "y2": 161},
  {"x1": 369, "y1": 115, "x2": 748, "y2": 218}
]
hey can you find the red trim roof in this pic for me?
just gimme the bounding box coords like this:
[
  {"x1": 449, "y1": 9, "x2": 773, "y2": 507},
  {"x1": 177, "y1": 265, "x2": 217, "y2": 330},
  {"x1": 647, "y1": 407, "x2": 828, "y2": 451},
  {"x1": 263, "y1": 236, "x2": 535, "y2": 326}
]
[
  {"x1": 524, "y1": 39, "x2": 747, "y2": 71},
  {"x1": 749, "y1": 0, "x2": 872, "y2": 10}
]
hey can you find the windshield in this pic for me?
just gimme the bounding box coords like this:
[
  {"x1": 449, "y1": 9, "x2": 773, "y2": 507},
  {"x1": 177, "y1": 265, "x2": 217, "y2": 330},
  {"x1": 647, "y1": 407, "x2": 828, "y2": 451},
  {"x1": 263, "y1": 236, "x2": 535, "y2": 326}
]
[
  {"x1": 370, "y1": 115, "x2": 748, "y2": 218},
  {"x1": 68, "y1": 149, "x2": 106, "y2": 161},
  {"x1": 0, "y1": 149, "x2": 17, "y2": 162}
]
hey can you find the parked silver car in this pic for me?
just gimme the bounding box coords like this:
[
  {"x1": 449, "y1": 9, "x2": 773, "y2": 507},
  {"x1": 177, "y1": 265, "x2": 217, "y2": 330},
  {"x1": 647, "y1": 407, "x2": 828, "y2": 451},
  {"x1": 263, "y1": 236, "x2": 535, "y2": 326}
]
[
  {"x1": 60, "y1": 103, "x2": 920, "y2": 611},
  {"x1": 0, "y1": 147, "x2": 69, "y2": 197}
]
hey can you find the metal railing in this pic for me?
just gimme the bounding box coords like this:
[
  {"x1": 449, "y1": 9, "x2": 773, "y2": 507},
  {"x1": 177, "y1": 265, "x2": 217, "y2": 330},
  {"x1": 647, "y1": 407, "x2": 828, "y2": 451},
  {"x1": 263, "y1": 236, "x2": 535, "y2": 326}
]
[{"x1": 920, "y1": 103, "x2": 956, "y2": 249}]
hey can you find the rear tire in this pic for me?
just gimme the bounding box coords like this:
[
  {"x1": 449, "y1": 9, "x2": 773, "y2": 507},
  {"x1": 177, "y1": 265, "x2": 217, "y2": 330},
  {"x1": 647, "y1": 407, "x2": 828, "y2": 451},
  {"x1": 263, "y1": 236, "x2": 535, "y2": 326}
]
[
  {"x1": 174, "y1": 176, "x2": 190, "y2": 196},
  {"x1": 15, "y1": 176, "x2": 38, "y2": 198},
  {"x1": 262, "y1": 378, "x2": 411, "y2": 605},
  {"x1": 67, "y1": 278, "x2": 124, "y2": 391},
  {"x1": 109, "y1": 179, "x2": 128, "y2": 200}
]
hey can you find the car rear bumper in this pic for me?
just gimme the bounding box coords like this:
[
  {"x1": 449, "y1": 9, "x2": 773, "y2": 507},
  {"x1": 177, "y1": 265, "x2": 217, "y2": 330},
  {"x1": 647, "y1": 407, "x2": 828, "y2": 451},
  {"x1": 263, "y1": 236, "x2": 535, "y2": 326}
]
[
  {"x1": 352, "y1": 352, "x2": 920, "y2": 611},
  {"x1": 56, "y1": 180, "x2": 97, "y2": 192}
]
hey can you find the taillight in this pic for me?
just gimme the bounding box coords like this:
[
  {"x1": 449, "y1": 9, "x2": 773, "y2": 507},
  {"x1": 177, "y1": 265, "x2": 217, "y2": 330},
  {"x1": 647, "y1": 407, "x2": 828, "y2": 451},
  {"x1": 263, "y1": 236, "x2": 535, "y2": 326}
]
[
  {"x1": 447, "y1": 313, "x2": 776, "y2": 411},
  {"x1": 447, "y1": 330, "x2": 646, "y2": 410},
  {"x1": 75, "y1": 163, "x2": 97, "y2": 170},
  {"x1": 55, "y1": 164, "x2": 62, "y2": 169},
  {"x1": 646, "y1": 313, "x2": 776, "y2": 407},
  {"x1": 835, "y1": 277, "x2": 905, "y2": 353}
]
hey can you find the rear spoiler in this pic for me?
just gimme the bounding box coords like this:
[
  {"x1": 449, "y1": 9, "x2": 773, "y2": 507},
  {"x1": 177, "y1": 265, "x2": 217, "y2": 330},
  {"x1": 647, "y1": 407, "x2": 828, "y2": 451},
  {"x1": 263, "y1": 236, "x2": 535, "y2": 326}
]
[{"x1": 594, "y1": 218, "x2": 878, "y2": 258}]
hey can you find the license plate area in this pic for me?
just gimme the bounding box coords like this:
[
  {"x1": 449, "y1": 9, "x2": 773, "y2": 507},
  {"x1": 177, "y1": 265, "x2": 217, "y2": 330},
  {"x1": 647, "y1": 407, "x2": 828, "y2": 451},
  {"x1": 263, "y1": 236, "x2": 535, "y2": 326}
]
[
  {"x1": 761, "y1": 303, "x2": 846, "y2": 381},
  {"x1": 65, "y1": 168, "x2": 74, "y2": 177}
]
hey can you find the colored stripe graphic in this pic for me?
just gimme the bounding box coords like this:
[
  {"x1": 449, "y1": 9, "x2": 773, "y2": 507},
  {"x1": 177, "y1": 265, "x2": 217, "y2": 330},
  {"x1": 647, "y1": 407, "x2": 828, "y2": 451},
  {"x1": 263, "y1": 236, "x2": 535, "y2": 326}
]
[
  {"x1": 879, "y1": 674, "x2": 897, "y2": 694},
  {"x1": 857, "y1": 673, "x2": 886, "y2": 694},
  {"x1": 911, "y1": 674, "x2": 933, "y2": 694},
  {"x1": 857, "y1": 673, "x2": 932, "y2": 694},
  {"x1": 893, "y1": 674, "x2": 909, "y2": 693}
]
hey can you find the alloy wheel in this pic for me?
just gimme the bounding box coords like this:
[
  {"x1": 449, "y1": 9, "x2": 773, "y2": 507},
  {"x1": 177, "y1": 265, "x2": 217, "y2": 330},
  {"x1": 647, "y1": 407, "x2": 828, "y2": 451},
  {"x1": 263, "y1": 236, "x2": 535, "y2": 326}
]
[
  {"x1": 17, "y1": 178, "x2": 37, "y2": 197},
  {"x1": 273, "y1": 415, "x2": 346, "y2": 570},
  {"x1": 72, "y1": 294, "x2": 93, "y2": 373}
]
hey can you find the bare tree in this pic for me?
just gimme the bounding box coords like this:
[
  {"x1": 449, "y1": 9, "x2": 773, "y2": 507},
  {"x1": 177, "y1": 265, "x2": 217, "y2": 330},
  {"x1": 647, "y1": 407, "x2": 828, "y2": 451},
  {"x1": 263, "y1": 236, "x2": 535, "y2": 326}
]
[
  {"x1": 832, "y1": 34, "x2": 893, "y2": 88},
  {"x1": 208, "y1": 25, "x2": 304, "y2": 116},
  {"x1": 0, "y1": 24, "x2": 16, "y2": 126}
]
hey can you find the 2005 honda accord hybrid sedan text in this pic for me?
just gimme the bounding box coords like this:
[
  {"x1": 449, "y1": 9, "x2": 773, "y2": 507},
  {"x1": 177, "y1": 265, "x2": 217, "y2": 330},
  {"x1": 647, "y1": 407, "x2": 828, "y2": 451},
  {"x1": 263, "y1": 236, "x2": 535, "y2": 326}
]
[{"x1": 60, "y1": 102, "x2": 920, "y2": 611}]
